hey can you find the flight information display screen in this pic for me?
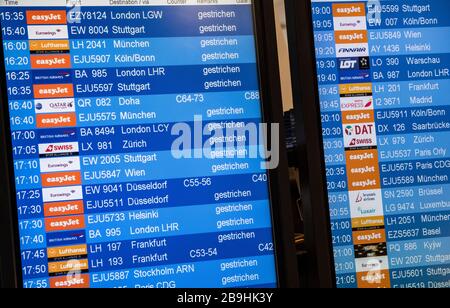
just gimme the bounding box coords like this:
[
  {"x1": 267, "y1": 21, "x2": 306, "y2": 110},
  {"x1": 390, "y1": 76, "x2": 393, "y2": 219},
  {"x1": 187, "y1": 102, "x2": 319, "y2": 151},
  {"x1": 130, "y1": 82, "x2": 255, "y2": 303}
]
[
  {"x1": 311, "y1": 0, "x2": 450, "y2": 288},
  {"x1": 0, "y1": 0, "x2": 278, "y2": 288}
]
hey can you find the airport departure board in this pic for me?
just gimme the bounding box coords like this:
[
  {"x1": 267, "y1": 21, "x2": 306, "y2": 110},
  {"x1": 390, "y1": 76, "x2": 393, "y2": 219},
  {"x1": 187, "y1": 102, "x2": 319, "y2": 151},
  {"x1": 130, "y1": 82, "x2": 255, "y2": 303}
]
[
  {"x1": 0, "y1": 0, "x2": 278, "y2": 288},
  {"x1": 312, "y1": 0, "x2": 450, "y2": 288}
]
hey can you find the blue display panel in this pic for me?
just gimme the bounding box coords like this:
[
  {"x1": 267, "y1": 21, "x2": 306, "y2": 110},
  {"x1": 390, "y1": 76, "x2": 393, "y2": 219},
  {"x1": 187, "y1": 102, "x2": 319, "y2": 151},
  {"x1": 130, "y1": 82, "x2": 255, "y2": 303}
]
[
  {"x1": 312, "y1": 0, "x2": 450, "y2": 288},
  {"x1": 0, "y1": 0, "x2": 278, "y2": 288}
]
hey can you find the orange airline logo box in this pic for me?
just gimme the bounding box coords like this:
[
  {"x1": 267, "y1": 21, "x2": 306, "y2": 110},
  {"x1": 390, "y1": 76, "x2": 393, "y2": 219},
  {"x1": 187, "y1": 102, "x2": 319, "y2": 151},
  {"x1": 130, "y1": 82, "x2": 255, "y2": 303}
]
[
  {"x1": 47, "y1": 244, "x2": 88, "y2": 259},
  {"x1": 44, "y1": 200, "x2": 84, "y2": 217},
  {"x1": 352, "y1": 216, "x2": 385, "y2": 229},
  {"x1": 333, "y1": 3, "x2": 366, "y2": 17},
  {"x1": 345, "y1": 149, "x2": 381, "y2": 191},
  {"x1": 48, "y1": 259, "x2": 89, "y2": 274},
  {"x1": 45, "y1": 215, "x2": 85, "y2": 232},
  {"x1": 29, "y1": 40, "x2": 70, "y2": 52},
  {"x1": 342, "y1": 110, "x2": 375, "y2": 124},
  {"x1": 31, "y1": 54, "x2": 71, "y2": 69},
  {"x1": 41, "y1": 171, "x2": 82, "y2": 187},
  {"x1": 36, "y1": 113, "x2": 77, "y2": 128},
  {"x1": 26, "y1": 10, "x2": 67, "y2": 25},
  {"x1": 353, "y1": 228, "x2": 387, "y2": 245},
  {"x1": 33, "y1": 83, "x2": 74, "y2": 99},
  {"x1": 335, "y1": 30, "x2": 368, "y2": 44},
  {"x1": 50, "y1": 274, "x2": 90, "y2": 288},
  {"x1": 357, "y1": 270, "x2": 391, "y2": 288}
]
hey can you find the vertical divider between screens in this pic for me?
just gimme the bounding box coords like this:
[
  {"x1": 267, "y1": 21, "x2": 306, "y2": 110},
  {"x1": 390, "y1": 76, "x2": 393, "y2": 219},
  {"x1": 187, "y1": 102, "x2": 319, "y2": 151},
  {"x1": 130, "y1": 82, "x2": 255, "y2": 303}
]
[
  {"x1": 253, "y1": 0, "x2": 299, "y2": 288},
  {"x1": 284, "y1": 0, "x2": 336, "y2": 288},
  {"x1": 0, "y1": 20, "x2": 21, "y2": 288}
]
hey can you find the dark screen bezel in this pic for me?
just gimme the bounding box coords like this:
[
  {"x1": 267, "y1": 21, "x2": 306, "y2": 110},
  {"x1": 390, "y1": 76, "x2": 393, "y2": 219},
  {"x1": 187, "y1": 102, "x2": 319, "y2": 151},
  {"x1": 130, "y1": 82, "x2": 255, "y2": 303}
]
[
  {"x1": 284, "y1": 0, "x2": 336, "y2": 288},
  {"x1": 0, "y1": 1, "x2": 299, "y2": 288}
]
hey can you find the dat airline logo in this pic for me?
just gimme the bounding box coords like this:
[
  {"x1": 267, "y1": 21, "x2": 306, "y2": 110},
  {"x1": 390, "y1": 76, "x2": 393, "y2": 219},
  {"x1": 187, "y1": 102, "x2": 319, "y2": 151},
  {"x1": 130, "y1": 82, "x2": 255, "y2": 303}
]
[{"x1": 344, "y1": 123, "x2": 377, "y2": 148}]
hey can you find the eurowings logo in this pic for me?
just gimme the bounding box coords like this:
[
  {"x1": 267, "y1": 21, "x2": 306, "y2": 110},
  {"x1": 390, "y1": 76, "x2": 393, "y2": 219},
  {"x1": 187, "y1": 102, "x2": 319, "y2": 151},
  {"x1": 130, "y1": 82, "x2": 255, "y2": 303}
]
[{"x1": 27, "y1": 25, "x2": 68, "y2": 40}]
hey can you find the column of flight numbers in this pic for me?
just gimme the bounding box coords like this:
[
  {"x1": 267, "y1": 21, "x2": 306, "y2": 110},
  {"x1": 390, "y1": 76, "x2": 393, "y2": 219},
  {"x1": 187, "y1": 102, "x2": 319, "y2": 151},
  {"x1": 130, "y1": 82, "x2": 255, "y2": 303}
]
[{"x1": 66, "y1": 3, "x2": 277, "y2": 288}]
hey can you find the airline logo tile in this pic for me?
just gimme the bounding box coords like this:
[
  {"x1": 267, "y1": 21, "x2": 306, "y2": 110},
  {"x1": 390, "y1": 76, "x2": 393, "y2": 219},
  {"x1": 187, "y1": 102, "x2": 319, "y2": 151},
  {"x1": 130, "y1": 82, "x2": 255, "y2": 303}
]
[
  {"x1": 26, "y1": 11, "x2": 67, "y2": 25},
  {"x1": 27, "y1": 25, "x2": 68, "y2": 40},
  {"x1": 36, "y1": 113, "x2": 77, "y2": 129},
  {"x1": 47, "y1": 244, "x2": 88, "y2": 259},
  {"x1": 340, "y1": 83, "x2": 373, "y2": 97},
  {"x1": 349, "y1": 190, "x2": 383, "y2": 218},
  {"x1": 355, "y1": 256, "x2": 389, "y2": 273},
  {"x1": 49, "y1": 274, "x2": 90, "y2": 288},
  {"x1": 38, "y1": 128, "x2": 77, "y2": 143},
  {"x1": 339, "y1": 57, "x2": 370, "y2": 71},
  {"x1": 35, "y1": 98, "x2": 75, "y2": 114},
  {"x1": 343, "y1": 123, "x2": 377, "y2": 149},
  {"x1": 29, "y1": 40, "x2": 70, "y2": 53},
  {"x1": 44, "y1": 200, "x2": 84, "y2": 217},
  {"x1": 335, "y1": 30, "x2": 368, "y2": 44},
  {"x1": 40, "y1": 156, "x2": 81, "y2": 173},
  {"x1": 342, "y1": 110, "x2": 374, "y2": 124},
  {"x1": 332, "y1": 3, "x2": 366, "y2": 17},
  {"x1": 334, "y1": 16, "x2": 367, "y2": 31},
  {"x1": 46, "y1": 230, "x2": 86, "y2": 247},
  {"x1": 336, "y1": 43, "x2": 369, "y2": 58},
  {"x1": 353, "y1": 229, "x2": 387, "y2": 246},
  {"x1": 45, "y1": 215, "x2": 85, "y2": 232},
  {"x1": 340, "y1": 96, "x2": 374, "y2": 111},
  {"x1": 42, "y1": 186, "x2": 83, "y2": 203},
  {"x1": 30, "y1": 54, "x2": 71, "y2": 69},
  {"x1": 41, "y1": 171, "x2": 82, "y2": 187},
  {"x1": 33, "y1": 70, "x2": 72, "y2": 84},
  {"x1": 352, "y1": 216, "x2": 385, "y2": 229},
  {"x1": 38, "y1": 142, "x2": 79, "y2": 157},
  {"x1": 33, "y1": 84, "x2": 74, "y2": 99},
  {"x1": 356, "y1": 270, "x2": 391, "y2": 288},
  {"x1": 48, "y1": 259, "x2": 89, "y2": 274},
  {"x1": 339, "y1": 69, "x2": 371, "y2": 84}
]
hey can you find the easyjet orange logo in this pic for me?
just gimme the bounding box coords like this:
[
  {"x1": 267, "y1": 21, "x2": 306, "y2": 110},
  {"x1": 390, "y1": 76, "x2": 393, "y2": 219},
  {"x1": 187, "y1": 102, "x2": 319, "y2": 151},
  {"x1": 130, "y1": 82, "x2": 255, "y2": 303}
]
[
  {"x1": 27, "y1": 11, "x2": 67, "y2": 25},
  {"x1": 333, "y1": 3, "x2": 366, "y2": 17},
  {"x1": 36, "y1": 113, "x2": 76, "y2": 128},
  {"x1": 31, "y1": 54, "x2": 71, "y2": 69},
  {"x1": 50, "y1": 274, "x2": 90, "y2": 288},
  {"x1": 41, "y1": 171, "x2": 82, "y2": 187},
  {"x1": 45, "y1": 215, "x2": 85, "y2": 232},
  {"x1": 342, "y1": 110, "x2": 375, "y2": 124},
  {"x1": 335, "y1": 30, "x2": 368, "y2": 44},
  {"x1": 34, "y1": 84, "x2": 74, "y2": 99},
  {"x1": 44, "y1": 200, "x2": 84, "y2": 217}
]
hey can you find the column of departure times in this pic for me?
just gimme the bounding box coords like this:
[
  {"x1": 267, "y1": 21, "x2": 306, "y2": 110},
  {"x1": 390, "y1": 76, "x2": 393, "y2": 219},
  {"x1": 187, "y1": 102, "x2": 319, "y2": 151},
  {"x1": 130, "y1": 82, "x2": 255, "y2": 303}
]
[
  {"x1": 312, "y1": 2, "x2": 358, "y2": 288},
  {"x1": 1, "y1": 0, "x2": 278, "y2": 289}
]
